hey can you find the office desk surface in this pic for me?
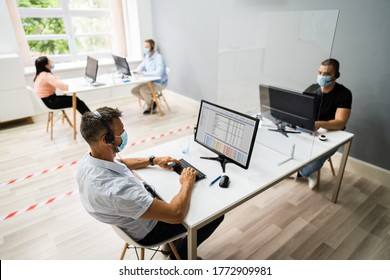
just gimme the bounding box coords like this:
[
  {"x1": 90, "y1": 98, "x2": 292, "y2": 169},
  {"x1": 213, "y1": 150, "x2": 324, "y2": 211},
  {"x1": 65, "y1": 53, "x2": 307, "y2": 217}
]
[
  {"x1": 63, "y1": 74, "x2": 160, "y2": 93},
  {"x1": 128, "y1": 128, "x2": 353, "y2": 228},
  {"x1": 62, "y1": 74, "x2": 162, "y2": 140}
]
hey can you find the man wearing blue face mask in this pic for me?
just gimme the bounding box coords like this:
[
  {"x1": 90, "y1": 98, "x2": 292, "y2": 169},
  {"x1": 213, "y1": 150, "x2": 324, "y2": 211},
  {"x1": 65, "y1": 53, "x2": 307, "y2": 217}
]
[
  {"x1": 131, "y1": 39, "x2": 168, "y2": 114},
  {"x1": 298, "y1": 58, "x2": 352, "y2": 189},
  {"x1": 77, "y1": 106, "x2": 223, "y2": 259}
]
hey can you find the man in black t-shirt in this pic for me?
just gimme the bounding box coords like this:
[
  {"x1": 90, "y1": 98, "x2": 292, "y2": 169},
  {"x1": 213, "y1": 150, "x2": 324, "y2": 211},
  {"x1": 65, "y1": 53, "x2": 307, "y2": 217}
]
[{"x1": 299, "y1": 58, "x2": 352, "y2": 189}]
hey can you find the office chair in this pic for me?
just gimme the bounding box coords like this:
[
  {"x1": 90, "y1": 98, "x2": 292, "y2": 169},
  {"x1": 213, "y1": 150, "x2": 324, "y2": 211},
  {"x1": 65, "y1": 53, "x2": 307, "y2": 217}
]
[
  {"x1": 111, "y1": 225, "x2": 186, "y2": 260},
  {"x1": 317, "y1": 157, "x2": 336, "y2": 189},
  {"x1": 138, "y1": 68, "x2": 171, "y2": 113},
  {"x1": 151, "y1": 67, "x2": 171, "y2": 114},
  {"x1": 27, "y1": 86, "x2": 73, "y2": 140}
]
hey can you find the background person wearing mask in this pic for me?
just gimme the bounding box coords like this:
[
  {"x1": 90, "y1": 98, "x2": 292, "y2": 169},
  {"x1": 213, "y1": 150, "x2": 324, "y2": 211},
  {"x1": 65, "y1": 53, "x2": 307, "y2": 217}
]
[
  {"x1": 131, "y1": 39, "x2": 168, "y2": 114},
  {"x1": 298, "y1": 58, "x2": 352, "y2": 189},
  {"x1": 34, "y1": 56, "x2": 90, "y2": 115}
]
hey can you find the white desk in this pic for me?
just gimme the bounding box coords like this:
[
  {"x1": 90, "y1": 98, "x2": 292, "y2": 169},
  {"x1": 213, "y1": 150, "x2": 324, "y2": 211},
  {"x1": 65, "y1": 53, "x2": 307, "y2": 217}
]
[
  {"x1": 128, "y1": 127, "x2": 353, "y2": 259},
  {"x1": 63, "y1": 74, "x2": 161, "y2": 140}
]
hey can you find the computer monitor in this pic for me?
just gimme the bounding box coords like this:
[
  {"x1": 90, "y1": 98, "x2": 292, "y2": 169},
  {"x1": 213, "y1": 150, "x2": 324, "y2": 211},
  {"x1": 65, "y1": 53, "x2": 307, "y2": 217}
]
[
  {"x1": 85, "y1": 56, "x2": 99, "y2": 83},
  {"x1": 112, "y1": 54, "x2": 131, "y2": 77},
  {"x1": 194, "y1": 100, "x2": 260, "y2": 172},
  {"x1": 260, "y1": 84, "x2": 317, "y2": 137}
]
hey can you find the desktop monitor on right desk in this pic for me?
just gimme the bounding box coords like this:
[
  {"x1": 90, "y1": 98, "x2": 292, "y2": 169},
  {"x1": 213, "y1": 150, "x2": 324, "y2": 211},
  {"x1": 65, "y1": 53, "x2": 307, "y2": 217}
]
[
  {"x1": 259, "y1": 84, "x2": 318, "y2": 136},
  {"x1": 194, "y1": 100, "x2": 259, "y2": 172},
  {"x1": 112, "y1": 54, "x2": 131, "y2": 78}
]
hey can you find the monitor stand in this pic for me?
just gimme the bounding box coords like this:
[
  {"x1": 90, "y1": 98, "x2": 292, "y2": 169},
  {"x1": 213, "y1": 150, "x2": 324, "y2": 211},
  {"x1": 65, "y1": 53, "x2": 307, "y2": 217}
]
[
  {"x1": 120, "y1": 73, "x2": 130, "y2": 79},
  {"x1": 268, "y1": 122, "x2": 301, "y2": 137},
  {"x1": 200, "y1": 156, "x2": 230, "y2": 173}
]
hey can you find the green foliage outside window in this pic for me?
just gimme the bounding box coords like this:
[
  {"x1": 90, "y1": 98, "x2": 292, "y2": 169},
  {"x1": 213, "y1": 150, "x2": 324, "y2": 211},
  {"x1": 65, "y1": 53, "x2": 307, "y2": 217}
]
[
  {"x1": 17, "y1": 0, "x2": 111, "y2": 58},
  {"x1": 22, "y1": 18, "x2": 69, "y2": 55},
  {"x1": 17, "y1": 0, "x2": 61, "y2": 8}
]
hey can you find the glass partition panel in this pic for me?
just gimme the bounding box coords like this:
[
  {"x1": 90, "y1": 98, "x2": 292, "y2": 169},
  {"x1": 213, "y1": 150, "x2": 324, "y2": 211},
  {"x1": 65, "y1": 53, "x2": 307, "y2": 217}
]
[{"x1": 217, "y1": 10, "x2": 339, "y2": 182}]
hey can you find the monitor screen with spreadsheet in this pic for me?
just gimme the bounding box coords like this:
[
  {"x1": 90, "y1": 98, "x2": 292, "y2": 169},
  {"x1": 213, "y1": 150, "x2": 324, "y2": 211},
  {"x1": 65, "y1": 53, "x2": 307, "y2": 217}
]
[{"x1": 194, "y1": 100, "x2": 259, "y2": 172}]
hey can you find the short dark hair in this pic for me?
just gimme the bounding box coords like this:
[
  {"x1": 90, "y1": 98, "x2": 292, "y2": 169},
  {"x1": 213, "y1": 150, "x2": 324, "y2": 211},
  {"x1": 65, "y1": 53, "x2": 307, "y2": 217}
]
[
  {"x1": 80, "y1": 107, "x2": 123, "y2": 145},
  {"x1": 321, "y1": 58, "x2": 340, "y2": 78},
  {"x1": 145, "y1": 39, "x2": 155, "y2": 51},
  {"x1": 34, "y1": 56, "x2": 51, "y2": 82}
]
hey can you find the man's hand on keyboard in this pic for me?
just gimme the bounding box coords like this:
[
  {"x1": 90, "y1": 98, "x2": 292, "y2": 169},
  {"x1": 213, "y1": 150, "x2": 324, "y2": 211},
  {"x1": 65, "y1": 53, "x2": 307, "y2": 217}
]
[
  {"x1": 180, "y1": 168, "x2": 197, "y2": 187},
  {"x1": 155, "y1": 156, "x2": 181, "y2": 170}
]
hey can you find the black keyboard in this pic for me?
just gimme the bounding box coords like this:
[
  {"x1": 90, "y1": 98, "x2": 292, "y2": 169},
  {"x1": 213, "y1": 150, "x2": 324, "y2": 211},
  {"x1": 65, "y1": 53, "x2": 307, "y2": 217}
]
[{"x1": 173, "y1": 159, "x2": 206, "y2": 182}]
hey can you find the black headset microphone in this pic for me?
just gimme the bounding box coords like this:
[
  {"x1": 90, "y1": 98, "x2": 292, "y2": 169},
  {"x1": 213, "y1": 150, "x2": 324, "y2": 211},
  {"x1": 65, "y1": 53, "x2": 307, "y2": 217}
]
[{"x1": 93, "y1": 111, "x2": 119, "y2": 152}]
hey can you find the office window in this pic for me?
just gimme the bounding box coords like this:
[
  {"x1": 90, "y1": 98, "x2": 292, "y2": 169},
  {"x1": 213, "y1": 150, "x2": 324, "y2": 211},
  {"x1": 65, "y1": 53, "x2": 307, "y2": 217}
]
[{"x1": 16, "y1": 0, "x2": 117, "y2": 63}]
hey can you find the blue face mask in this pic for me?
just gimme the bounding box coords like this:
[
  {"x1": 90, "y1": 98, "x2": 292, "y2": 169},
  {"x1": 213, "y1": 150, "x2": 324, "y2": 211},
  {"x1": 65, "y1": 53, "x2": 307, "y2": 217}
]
[
  {"x1": 144, "y1": 48, "x2": 150, "y2": 55},
  {"x1": 317, "y1": 75, "x2": 333, "y2": 87},
  {"x1": 51, "y1": 63, "x2": 55, "y2": 71},
  {"x1": 116, "y1": 131, "x2": 128, "y2": 152}
]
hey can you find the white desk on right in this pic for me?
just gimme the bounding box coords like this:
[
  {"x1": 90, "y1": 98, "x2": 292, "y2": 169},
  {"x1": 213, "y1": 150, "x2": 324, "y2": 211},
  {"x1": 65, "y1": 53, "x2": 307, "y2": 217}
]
[{"x1": 129, "y1": 126, "x2": 353, "y2": 259}]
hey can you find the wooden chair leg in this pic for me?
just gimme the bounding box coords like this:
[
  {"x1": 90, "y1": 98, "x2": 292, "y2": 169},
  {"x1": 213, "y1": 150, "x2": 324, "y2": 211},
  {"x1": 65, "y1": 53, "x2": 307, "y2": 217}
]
[
  {"x1": 62, "y1": 110, "x2": 73, "y2": 127},
  {"x1": 329, "y1": 158, "x2": 336, "y2": 176},
  {"x1": 169, "y1": 242, "x2": 182, "y2": 260},
  {"x1": 317, "y1": 169, "x2": 321, "y2": 190},
  {"x1": 120, "y1": 242, "x2": 128, "y2": 260},
  {"x1": 161, "y1": 94, "x2": 171, "y2": 111},
  {"x1": 50, "y1": 112, "x2": 54, "y2": 140},
  {"x1": 140, "y1": 248, "x2": 145, "y2": 260},
  {"x1": 46, "y1": 112, "x2": 51, "y2": 132}
]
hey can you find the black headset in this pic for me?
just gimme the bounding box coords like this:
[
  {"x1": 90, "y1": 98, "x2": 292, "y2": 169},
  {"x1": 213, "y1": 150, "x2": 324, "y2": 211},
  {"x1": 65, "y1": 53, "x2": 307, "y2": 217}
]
[
  {"x1": 93, "y1": 111, "x2": 115, "y2": 144},
  {"x1": 335, "y1": 71, "x2": 340, "y2": 79}
]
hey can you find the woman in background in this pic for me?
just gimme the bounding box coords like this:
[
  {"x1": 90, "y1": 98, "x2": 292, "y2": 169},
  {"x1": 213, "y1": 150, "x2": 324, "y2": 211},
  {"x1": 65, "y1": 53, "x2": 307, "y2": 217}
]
[{"x1": 34, "y1": 56, "x2": 90, "y2": 115}]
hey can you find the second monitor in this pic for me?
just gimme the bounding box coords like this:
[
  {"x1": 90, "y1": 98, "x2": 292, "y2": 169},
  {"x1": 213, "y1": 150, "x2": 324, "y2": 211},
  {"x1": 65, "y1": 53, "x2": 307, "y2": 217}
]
[
  {"x1": 259, "y1": 84, "x2": 318, "y2": 136},
  {"x1": 85, "y1": 56, "x2": 105, "y2": 86},
  {"x1": 112, "y1": 54, "x2": 131, "y2": 78}
]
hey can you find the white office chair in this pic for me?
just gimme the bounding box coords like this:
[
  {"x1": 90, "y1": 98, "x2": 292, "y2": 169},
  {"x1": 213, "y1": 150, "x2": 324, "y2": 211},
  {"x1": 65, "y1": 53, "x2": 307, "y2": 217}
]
[
  {"x1": 111, "y1": 225, "x2": 186, "y2": 260},
  {"x1": 27, "y1": 86, "x2": 73, "y2": 140}
]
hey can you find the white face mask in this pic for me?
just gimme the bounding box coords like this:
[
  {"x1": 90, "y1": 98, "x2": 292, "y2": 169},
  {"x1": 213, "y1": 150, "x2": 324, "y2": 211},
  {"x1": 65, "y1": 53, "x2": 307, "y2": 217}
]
[
  {"x1": 317, "y1": 75, "x2": 333, "y2": 87},
  {"x1": 144, "y1": 48, "x2": 151, "y2": 55},
  {"x1": 116, "y1": 130, "x2": 128, "y2": 152}
]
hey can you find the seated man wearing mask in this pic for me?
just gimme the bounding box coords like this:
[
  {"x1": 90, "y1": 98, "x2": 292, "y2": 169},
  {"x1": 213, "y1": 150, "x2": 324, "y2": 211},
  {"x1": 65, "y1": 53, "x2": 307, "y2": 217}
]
[
  {"x1": 76, "y1": 106, "x2": 223, "y2": 259},
  {"x1": 298, "y1": 58, "x2": 352, "y2": 189},
  {"x1": 131, "y1": 39, "x2": 168, "y2": 114}
]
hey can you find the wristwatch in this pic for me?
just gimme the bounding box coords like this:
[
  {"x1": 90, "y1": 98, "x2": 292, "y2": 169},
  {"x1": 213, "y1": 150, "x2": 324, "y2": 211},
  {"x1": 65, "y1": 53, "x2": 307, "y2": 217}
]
[{"x1": 148, "y1": 155, "x2": 155, "y2": 166}]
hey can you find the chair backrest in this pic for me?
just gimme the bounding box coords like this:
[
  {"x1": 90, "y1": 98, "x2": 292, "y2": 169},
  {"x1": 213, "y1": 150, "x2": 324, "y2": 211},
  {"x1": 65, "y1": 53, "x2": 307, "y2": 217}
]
[{"x1": 26, "y1": 85, "x2": 51, "y2": 112}]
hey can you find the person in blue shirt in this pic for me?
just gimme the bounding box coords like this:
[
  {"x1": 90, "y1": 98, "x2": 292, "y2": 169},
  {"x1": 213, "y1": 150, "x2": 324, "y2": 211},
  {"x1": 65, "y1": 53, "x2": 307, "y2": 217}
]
[{"x1": 131, "y1": 39, "x2": 168, "y2": 114}]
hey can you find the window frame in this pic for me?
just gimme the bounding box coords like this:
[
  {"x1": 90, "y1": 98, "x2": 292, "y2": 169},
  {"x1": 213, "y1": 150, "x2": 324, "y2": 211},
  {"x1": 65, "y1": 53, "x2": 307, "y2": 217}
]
[{"x1": 17, "y1": 1, "x2": 113, "y2": 63}]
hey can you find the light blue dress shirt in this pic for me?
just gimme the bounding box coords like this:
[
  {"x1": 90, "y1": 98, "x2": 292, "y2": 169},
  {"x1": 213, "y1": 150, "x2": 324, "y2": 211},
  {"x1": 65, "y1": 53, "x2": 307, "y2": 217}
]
[
  {"x1": 136, "y1": 52, "x2": 168, "y2": 85},
  {"x1": 76, "y1": 153, "x2": 157, "y2": 241}
]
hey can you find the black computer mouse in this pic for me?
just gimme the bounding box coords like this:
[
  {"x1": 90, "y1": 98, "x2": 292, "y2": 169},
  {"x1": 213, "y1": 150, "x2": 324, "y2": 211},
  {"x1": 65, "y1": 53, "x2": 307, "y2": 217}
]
[{"x1": 219, "y1": 175, "x2": 230, "y2": 188}]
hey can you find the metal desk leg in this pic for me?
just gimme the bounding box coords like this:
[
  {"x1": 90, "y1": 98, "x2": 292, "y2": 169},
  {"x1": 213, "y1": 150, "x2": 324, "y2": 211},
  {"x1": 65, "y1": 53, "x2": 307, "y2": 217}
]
[
  {"x1": 332, "y1": 139, "x2": 353, "y2": 203},
  {"x1": 188, "y1": 228, "x2": 197, "y2": 260},
  {"x1": 147, "y1": 81, "x2": 164, "y2": 116},
  {"x1": 72, "y1": 92, "x2": 77, "y2": 140}
]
